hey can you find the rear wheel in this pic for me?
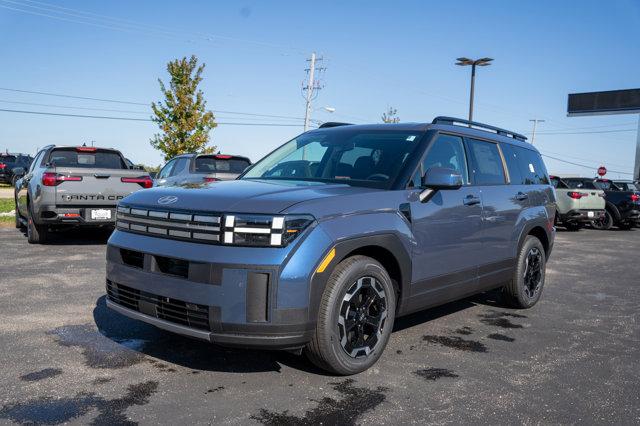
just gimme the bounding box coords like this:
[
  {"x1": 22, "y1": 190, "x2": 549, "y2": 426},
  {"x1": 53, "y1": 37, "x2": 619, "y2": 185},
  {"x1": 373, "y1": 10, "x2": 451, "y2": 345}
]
[
  {"x1": 305, "y1": 255, "x2": 396, "y2": 375},
  {"x1": 591, "y1": 210, "x2": 613, "y2": 230},
  {"x1": 27, "y1": 204, "x2": 48, "y2": 244},
  {"x1": 565, "y1": 222, "x2": 581, "y2": 231},
  {"x1": 503, "y1": 235, "x2": 546, "y2": 309}
]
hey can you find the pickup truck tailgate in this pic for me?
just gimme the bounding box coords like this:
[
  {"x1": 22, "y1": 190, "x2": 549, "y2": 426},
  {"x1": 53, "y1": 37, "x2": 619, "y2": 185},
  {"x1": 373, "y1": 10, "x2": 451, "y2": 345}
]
[{"x1": 54, "y1": 167, "x2": 148, "y2": 206}]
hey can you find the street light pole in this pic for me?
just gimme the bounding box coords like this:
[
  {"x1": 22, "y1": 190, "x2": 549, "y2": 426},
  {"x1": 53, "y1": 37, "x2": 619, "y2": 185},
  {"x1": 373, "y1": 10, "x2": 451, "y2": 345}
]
[{"x1": 456, "y1": 57, "x2": 493, "y2": 122}]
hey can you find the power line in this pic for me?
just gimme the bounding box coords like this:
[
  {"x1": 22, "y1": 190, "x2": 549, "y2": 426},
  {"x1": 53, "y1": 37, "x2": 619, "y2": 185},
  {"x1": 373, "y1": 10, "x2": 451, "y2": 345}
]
[
  {"x1": 0, "y1": 88, "x2": 306, "y2": 120},
  {"x1": 0, "y1": 87, "x2": 148, "y2": 105},
  {"x1": 540, "y1": 152, "x2": 633, "y2": 175},
  {"x1": 529, "y1": 128, "x2": 636, "y2": 136},
  {"x1": 0, "y1": 0, "x2": 305, "y2": 54},
  {"x1": 0, "y1": 108, "x2": 304, "y2": 126},
  {"x1": 540, "y1": 148, "x2": 633, "y2": 170},
  {"x1": 0, "y1": 99, "x2": 148, "y2": 114}
]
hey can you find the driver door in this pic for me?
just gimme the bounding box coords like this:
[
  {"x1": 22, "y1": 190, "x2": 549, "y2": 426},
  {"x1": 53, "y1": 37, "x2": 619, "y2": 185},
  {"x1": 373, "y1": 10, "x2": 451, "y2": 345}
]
[{"x1": 408, "y1": 134, "x2": 483, "y2": 309}]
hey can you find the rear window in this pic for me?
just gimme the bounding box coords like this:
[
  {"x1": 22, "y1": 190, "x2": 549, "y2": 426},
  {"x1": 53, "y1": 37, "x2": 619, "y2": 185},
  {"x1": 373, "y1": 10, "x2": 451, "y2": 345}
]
[
  {"x1": 0, "y1": 155, "x2": 17, "y2": 163},
  {"x1": 595, "y1": 180, "x2": 621, "y2": 191},
  {"x1": 47, "y1": 148, "x2": 126, "y2": 169},
  {"x1": 564, "y1": 178, "x2": 597, "y2": 190},
  {"x1": 194, "y1": 156, "x2": 250, "y2": 174},
  {"x1": 615, "y1": 182, "x2": 639, "y2": 191},
  {"x1": 502, "y1": 145, "x2": 549, "y2": 185},
  {"x1": 549, "y1": 176, "x2": 568, "y2": 189}
]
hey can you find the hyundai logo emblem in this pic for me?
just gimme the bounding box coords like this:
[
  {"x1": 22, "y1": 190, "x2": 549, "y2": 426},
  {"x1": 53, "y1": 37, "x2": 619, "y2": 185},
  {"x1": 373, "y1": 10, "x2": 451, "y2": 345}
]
[{"x1": 157, "y1": 195, "x2": 178, "y2": 205}]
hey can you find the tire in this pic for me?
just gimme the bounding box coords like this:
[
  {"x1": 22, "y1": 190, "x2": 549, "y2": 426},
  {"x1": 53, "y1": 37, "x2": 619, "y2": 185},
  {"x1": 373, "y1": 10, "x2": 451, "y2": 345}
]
[
  {"x1": 304, "y1": 255, "x2": 396, "y2": 375},
  {"x1": 565, "y1": 222, "x2": 581, "y2": 231},
  {"x1": 503, "y1": 235, "x2": 546, "y2": 309},
  {"x1": 617, "y1": 222, "x2": 633, "y2": 230},
  {"x1": 591, "y1": 210, "x2": 613, "y2": 231},
  {"x1": 14, "y1": 195, "x2": 22, "y2": 229},
  {"x1": 27, "y1": 203, "x2": 48, "y2": 244}
]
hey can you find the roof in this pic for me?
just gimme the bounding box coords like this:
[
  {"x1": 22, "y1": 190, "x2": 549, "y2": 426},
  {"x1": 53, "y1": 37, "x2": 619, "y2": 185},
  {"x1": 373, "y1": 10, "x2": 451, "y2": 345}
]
[{"x1": 312, "y1": 117, "x2": 536, "y2": 151}]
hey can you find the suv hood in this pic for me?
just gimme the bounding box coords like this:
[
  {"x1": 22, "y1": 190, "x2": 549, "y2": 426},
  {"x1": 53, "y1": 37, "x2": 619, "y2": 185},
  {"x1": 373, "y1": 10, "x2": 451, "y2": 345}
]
[{"x1": 121, "y1": 179, "x2": 377, "y2": 214}]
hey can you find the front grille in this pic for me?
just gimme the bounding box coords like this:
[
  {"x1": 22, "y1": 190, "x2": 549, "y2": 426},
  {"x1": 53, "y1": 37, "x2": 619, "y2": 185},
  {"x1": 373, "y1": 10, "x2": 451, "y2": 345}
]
[
  {"x1": 107, "y1": 280, "x2": 210, "y2": 331},
  {"x1": 116, "y1": 206, "x2": 221, "y2": 243}
]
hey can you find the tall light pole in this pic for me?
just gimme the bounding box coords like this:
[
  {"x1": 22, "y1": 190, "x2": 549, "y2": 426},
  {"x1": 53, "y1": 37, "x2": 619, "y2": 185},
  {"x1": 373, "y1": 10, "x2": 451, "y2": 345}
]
[
  {"x1": 529, "y1": 119, "x2": 545, "y2": 145},
  {"x1": 455, "y1": 57, "x2": 493, "y2": 122}
]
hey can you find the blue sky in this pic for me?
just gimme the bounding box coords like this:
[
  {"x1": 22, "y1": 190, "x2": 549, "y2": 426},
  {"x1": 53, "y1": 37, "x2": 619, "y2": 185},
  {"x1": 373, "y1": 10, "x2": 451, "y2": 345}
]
[{"x1": 1, "y1": 0, "x2": 639, "y2": 178}]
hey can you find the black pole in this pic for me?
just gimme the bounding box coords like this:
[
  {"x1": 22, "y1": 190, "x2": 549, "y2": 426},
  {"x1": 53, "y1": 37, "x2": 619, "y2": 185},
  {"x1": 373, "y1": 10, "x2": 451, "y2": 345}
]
[{"x1": 469, "y1": 63, "x2": 476, "y2": 122}]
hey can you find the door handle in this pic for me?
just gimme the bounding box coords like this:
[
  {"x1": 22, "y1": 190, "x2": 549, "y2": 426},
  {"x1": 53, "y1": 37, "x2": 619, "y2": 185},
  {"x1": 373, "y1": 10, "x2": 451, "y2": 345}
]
[
  {"x1": 515, "y1": 192, "x2": 528, "y2": 201},
  {"x1": 463, "y1": 195, "x2": 481, "y2": 206}
]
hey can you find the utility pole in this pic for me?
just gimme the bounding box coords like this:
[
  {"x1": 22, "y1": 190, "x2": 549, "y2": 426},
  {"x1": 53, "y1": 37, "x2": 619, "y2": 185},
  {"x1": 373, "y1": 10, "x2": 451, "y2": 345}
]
[
  {"x1": 302, "y1": 52, "x2": 325, "y2": 132},
  {"x1": 529, "y1": 119, "x2": 545, "y2": 145}
]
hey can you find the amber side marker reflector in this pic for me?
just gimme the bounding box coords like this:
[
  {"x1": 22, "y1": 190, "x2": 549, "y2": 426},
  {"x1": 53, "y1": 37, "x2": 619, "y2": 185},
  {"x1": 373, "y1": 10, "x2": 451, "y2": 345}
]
[{"x1": 316, "y1": 248, "x2": 336, "y2": 273}]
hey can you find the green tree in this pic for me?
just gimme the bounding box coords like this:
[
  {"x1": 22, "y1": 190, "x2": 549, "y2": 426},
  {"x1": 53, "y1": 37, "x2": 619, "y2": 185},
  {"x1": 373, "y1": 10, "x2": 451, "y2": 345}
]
[
  {"x1": 150, "y1": 55, "x2": 217, "y2": 161},
  {"x1": 381, "y1": 106, "x2": 400, "y2": 123}
]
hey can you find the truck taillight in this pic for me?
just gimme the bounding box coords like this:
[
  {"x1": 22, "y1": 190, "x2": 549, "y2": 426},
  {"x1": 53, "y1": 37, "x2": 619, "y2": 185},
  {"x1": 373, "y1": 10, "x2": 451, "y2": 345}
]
[
  {"x1": 76, "y1": 146, "x2": 97, "y2": 152},
  {"x1": 568, "y1": 191, "x2": 586, "y2": 199},
  {"x1": 0, "y1": 163, "x2": 5, "y2": 169},
  {"x1": 42, "y1": 172, "x2": 82, "y2": 186},
  {"x1": 631, "y1": 194, "x2": 640, "y2": 202},
  {"x1": 203, "y1": 177, "x2": 219, "y2": 183},
  {"x1": 121, "y1": 176, "x2": 153, "y2": 188}
]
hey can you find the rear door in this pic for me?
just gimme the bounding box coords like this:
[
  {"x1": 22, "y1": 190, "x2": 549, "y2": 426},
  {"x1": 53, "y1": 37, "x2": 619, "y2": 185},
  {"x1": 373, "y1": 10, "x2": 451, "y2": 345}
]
[
  {"x1": 409, "y1": 133, "x2": 483, "y2": 305},
  {"x1": 465, "y1": 138, "x2": 519, "y2": 288}
]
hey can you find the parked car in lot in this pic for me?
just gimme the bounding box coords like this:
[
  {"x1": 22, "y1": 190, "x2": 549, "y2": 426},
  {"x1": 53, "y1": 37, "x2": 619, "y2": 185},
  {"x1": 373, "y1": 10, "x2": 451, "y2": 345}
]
[
  {"x1": 14, "y1": 145, "x2": 153, "y2": 243},
  {"x1": 154, "y1": 153, "x2": 251, "y2": 187},
  {"x1": 106, "y1": 117, "x2": 555, "y2": 374},
  {"x1": 563, "y1": 177, "x2": 640, "y2": 230},
  {"x1": 0, "y1": 153, "x2": 32, "y2": 186},
  {"x1": 612, "y1": 180, "x2": 639, "y2": 192},
  {"x1": 549, "y1": 175, "x2": 605, "y2": 230}
]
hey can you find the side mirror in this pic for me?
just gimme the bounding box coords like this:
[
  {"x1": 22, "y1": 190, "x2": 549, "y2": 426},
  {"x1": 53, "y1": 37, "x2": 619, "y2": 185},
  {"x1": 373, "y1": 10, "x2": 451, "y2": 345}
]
[
  {"x1": 419, "y1": 167, "x2": 462, "y2": 202},
  {"x1": 12, "y1": 167, "x2": 26, "y2": 178}
]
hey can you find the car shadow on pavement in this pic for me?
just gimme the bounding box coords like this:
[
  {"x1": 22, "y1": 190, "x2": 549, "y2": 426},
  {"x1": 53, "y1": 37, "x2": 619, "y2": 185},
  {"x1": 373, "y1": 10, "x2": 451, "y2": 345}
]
[
  {"x1": 92, "y1": 296, "x2": 326, "y2": 375},
  {"x1": 17, "y1": 227, "x2": 113, "y2": 245},
  {"x1": 93, "y1": 290, "x2": 507, "y2": 375}
]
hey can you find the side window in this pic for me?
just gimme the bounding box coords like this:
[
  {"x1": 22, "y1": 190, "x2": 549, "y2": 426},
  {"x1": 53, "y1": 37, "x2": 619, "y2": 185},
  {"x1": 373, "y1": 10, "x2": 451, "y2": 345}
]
[
  {"x1": 513, "y1": 147, "x2": 550, "y2": 185},
  {"x1": 421, "y1": 134, "x2": 469, "y2": 183},
  {"x1": 157, "y1": 159, "x2": 176, "y2": 179},
  {"x1": 500, "y1": 144, "x2": 525, "y2": 185},
  {"x1": 467, "y1": 139, "x2": 506, "y2": 185},
  {"x1": 170, "y1": 158, "x2": 189, "y2": 177}
]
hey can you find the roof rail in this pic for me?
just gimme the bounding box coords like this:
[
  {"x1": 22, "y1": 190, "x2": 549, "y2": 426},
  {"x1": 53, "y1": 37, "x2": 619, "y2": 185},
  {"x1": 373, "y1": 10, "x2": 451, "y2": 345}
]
[
  {"x1": 318, "y1": 122, "x2": 353, "y2": 129},
  {"x1": 431, "y1": 116, "x2": 527, "y2": 142}
]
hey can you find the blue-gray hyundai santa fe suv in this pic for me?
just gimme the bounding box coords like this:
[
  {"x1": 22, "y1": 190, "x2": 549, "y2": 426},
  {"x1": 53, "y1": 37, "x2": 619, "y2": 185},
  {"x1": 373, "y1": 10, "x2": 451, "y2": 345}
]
[{"x1": 106, "y1": 117, "x2": 556, "y2": 374}]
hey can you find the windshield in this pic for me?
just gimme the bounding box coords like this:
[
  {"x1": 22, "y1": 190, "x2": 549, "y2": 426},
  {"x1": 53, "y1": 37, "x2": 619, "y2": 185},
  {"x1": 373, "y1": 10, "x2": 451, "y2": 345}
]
[
  {"x1": 564, "y1": 178, "x2": 597, "y2": 190},
  {"x1": 47, "y1": 148, "x2": 126, "y2": 169},
  {"x1": 242, "y1": 129, "x2": 422, "y2": 188}
]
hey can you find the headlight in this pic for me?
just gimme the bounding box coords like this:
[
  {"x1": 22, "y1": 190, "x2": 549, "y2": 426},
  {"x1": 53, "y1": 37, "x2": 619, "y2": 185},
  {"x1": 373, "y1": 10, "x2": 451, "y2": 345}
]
[{"x1": 223, "y1": 214, "x2": 314, "y2": 247}]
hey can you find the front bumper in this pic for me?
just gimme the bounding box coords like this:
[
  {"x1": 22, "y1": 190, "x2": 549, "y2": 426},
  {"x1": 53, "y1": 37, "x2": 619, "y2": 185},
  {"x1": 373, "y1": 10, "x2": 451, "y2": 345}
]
[
  {"x1": 104, "y1": 227, "x2": 333, "y2": 349},
  {"x1": 560, "y1": 209, "x2": 605, "y2": 223}
]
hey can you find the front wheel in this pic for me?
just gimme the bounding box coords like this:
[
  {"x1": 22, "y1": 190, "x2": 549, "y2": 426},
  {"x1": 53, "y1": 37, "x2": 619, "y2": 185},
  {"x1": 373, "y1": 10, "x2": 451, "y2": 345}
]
[
  {"x1": 305, "y1": 255, "x2": 396, "y2": 375},
  {"x1": 503, "y1": 235, "x2": 546, "y2": 309},
  {"x1": 591, "y1": 210, "x2": 613, "y2": 230}
]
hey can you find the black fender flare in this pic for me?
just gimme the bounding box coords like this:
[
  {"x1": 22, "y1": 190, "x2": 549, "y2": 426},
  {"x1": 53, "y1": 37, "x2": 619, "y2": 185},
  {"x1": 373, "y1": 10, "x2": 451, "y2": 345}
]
[
  {"x1": 515, "y1": 219, "x2": 552, "y2": 257},
  {"x1": 308, "y1": 233, "x2": 412, "y2": 320}
]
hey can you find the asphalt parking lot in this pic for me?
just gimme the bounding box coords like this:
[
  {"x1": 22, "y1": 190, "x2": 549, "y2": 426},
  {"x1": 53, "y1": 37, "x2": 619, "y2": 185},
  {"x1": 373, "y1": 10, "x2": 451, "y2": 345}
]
[{"x1": 0, "y1": 226, "x2": 638, "y2": 425}]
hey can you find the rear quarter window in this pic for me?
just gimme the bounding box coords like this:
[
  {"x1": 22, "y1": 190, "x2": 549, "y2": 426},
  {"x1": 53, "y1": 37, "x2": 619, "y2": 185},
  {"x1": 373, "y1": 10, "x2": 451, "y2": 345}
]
[
  {"x1": 48, "y1": 148, "x2": 126, "y2": 169},
  {"x1": 195, "y1": 156, "x2": 250, "y2": 174},
  {"x1": 511, "y1": 146, "x2": 549, "y2": 185}
]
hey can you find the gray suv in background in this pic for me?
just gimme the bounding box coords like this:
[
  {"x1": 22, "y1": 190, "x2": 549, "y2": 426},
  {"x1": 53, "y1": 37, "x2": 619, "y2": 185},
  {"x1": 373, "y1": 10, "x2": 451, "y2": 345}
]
[
  {"x1": 14, "y1": 145, "x2": 152, "y2": 243},
  {"x1": 106, "y1": 117, "x2": 555, "y2": 374},
  {"x1": 155, "y1": 153, "x2": 251, "y2": 187}
]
